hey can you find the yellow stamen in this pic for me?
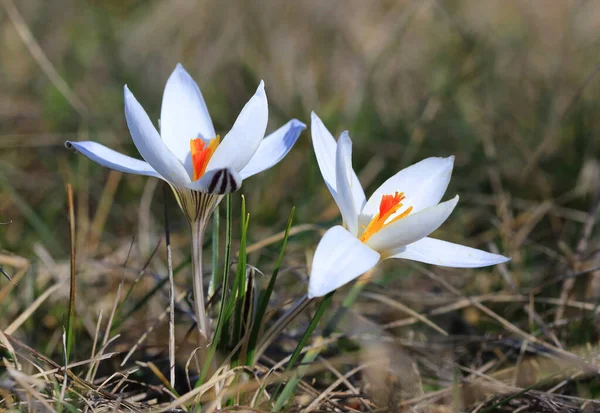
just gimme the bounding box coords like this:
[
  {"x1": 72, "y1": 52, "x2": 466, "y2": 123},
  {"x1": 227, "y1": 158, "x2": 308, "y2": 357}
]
[
  {"x1": 359, "y1": 191, "x2": 413, "y2": 243},
  {"x1": 190, "y1": 135, "x2": 220, "y2": 181}
]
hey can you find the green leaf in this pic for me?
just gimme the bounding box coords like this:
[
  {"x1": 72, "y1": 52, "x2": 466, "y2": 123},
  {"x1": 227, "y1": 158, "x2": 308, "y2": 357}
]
[{"x1": 246, "y1": 206, "x2": 295, "y2": 366}]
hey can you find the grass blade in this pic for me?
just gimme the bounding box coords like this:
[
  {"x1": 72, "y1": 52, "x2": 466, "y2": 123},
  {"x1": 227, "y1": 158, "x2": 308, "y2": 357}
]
[
  {"x1": 231, "y1": 195, "x2": 249, "y2": 359},
  {"x1": 65, "y1": 183, "x2": 76, "y2": 360},
  {"x1": 246, "y1": 206, "x2": 295, "y2": 366},
  {"x1": 272, "y1": 292, "x2": 333, "y2": 411}
]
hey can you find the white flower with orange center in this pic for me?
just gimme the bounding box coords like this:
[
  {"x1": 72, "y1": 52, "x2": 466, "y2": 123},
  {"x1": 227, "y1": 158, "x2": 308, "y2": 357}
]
[
  {"x1": 66, "y1": 64, "x2": 305, "y2": 337},
  {"x1": 308, "y1": 112, "x2": 510, "y2": 298},
  {"x1": 66, "y1": 63, "x2": 305, "y2": 224}
]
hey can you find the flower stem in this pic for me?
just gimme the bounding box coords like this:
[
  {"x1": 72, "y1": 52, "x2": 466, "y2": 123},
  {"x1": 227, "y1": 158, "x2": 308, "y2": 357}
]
[{"x1": 190, "y1": 220, "x2": 209, "y2": 340}]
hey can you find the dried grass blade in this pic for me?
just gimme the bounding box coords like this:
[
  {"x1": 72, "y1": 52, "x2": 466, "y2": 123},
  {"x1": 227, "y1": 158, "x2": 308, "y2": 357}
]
[{"x1": 65, "y1": 183, "x2": 77, "y2": 359}]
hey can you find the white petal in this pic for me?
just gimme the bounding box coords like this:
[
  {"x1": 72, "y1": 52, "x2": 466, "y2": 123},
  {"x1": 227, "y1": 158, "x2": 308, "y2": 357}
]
[
  {"x1": 308, "y1": 225, "x2": 380, "y2": 298},
  {"x1": 387, "y1": 237, "x2": 511, "y2": 268},
  {"x1": 311, "y1": 112, "x2": 366, "y2": 215},
  {"x1": 311, "y1": 111, "x2": 338, "y2": 193},
  {"x1": 65, "y1": 141, "x2": 160, "y2": 178},
  {"x1": 366, "y1": 195, "x2": 459, "y2": 252},
  {"x1": 335, "y1": 131, "x2": 359, "y2": 235},
  {"x1": 185, "y1": 167, "x2": 242, "y2": 194},
  {"x1": 160, "y1": 64, "x2": 216, "y2": 170},
  {"x1": 124, "y1": 86, "x2": 191, "y2": 186},
  {"x1": 207, "y1": 81, "x2": 268, "y2": 172},
  {"x1": 361, "y1": 156, "x2": 454, "y2": 225},
  {"x1": 238, "y1": 119, "x2": 305, "y2": 179}
]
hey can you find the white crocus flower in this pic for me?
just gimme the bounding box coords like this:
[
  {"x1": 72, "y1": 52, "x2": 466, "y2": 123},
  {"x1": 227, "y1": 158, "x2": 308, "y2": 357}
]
[
  {"x1": 66, "y1": 64, "x2": 305, "y2": 337},
  {"x1": 66, "y1": 63, "x2": 305, "y2": 224},
  {"x1": 308, "y1": 112, "x2": 510, "y2": 298}
]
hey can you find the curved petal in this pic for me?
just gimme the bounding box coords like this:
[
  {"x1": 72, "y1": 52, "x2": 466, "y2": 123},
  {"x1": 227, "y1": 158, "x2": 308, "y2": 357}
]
[
  {"x1": 207, "y1": 81, "x2": 268, "y2": 172},
  {"x1": 311, "y1": 112, "x2": 366, "y2": 214},
  {"x1": 185, "y1": 167, "x2": 242, "y2": 194},
  {"x1": 366, "y1": 195, "x2": 459, "y2": 252},
  {"x1": 386, "y1": 237, "x2": 511, "y2": 268},
  {"x1": 311, "y1": 111, "x2": 338, "y2": 193},
  {"x1": 335, "y1": 131, "x2": 359, "y2": 235},
  {"x1": 124, "y1": 86, "x2": 191, "y2": 186},
  {"x1": 239, "y1": 119, "x2": 305, "y2": 179},
  {"x1": 308, "y1": 225, "x2": 380, "y2": 298},
  {"x1": 160, "y1": 63, "x2": 216, "y2": 170},
  {"x1": 65, "y1": 141, "x2": 161, "y2": 178},
  {"x1": 361, "y1": 156, "x2": 454, "y2": 225}
]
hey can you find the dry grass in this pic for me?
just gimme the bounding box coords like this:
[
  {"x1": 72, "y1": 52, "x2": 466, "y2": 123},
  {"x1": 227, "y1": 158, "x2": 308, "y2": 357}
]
[{"x1": 1, "y1": 0, "x2": 600, "y2": 411}]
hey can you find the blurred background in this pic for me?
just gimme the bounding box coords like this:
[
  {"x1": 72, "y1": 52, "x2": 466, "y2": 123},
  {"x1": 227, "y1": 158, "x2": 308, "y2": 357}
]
[{"x1": 1, "y1": 0, "x2": 600, "y2": 410}]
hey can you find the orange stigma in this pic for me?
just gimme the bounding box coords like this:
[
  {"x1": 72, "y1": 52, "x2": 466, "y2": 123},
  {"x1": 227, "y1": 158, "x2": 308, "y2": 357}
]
[
  {"x1": 360, "y1": 191, "x2": 413, "y2": 243},
  {"x1": 190, "y1": 135, "x2": 220, "y2": 181}
]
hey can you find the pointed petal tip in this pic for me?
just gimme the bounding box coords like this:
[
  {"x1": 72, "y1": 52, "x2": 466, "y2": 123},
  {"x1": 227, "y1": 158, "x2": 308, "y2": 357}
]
[
  {"x1": 123, "y1": 85, "x2": 135, "y2": 100},
  {"x1": 171, "y1": 62, "x2": 191, "y2": 78},
  {"x1": 339, "y1": 130, "x2": 351, "y2": 142},
  {"x1": 436, "y1": 154, "x2": 454, "y2": 165},
  {"x1": 475, "y1": 252, "x2": 511, "y2": 267},
  {"x1": 310, "y1": 112, "x2": 329, "y2": 136},
  {"x1": 425, "y1": 154, "x2": 455, "y2": 167},
  {"x1": 290, "y1": 119, "x2": 307, "y2": 130},
  {"x1": 444, "y1": 194, "x2": 460, "y2": 211},
  {"x1": 499, "y1": 255, "x2": 511, "y2": 264},
  {"x1": 62, "y1": 140, "x2": 161, "y2": 178},
  {"x1": 251, "y1": 80, "x2": 267, "y2": 104}
]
